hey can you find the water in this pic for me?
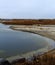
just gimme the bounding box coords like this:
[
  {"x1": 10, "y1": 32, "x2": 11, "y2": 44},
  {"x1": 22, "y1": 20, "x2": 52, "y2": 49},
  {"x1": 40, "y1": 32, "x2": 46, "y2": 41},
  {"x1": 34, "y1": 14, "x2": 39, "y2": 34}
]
[{"x1": 0, "y1": 23, "x2": 55, "y2": 58}]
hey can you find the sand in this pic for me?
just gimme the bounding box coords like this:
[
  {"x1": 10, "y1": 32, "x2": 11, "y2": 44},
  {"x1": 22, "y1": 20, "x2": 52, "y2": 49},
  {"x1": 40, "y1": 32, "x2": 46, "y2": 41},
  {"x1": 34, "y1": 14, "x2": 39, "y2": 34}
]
[{"x1": 10, "y1": 25, "x2": 55, "y2": 41}]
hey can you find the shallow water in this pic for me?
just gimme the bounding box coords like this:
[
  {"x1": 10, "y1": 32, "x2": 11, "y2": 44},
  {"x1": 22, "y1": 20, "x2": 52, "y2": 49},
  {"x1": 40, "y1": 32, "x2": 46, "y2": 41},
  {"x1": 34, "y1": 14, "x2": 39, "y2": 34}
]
[{"x1": 0, "y1": 23, "x2": 55, "y2": 58}]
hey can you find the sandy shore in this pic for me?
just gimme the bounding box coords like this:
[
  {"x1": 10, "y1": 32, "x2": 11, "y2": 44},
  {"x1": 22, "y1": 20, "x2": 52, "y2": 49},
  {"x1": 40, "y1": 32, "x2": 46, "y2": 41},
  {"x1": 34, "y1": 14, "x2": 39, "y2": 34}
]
[{"x1": 10, "y1": 25, "x2": 55, "y2": 41}]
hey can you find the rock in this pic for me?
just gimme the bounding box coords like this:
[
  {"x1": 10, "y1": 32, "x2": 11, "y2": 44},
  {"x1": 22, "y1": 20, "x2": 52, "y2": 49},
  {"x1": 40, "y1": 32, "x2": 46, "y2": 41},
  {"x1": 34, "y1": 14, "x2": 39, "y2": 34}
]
[
  {"x1": 11, "y1": 58, "x2": 26, "y2": 64},
  {"x1": 0, "y1": 58, "x2": 11, "y2": 65}
]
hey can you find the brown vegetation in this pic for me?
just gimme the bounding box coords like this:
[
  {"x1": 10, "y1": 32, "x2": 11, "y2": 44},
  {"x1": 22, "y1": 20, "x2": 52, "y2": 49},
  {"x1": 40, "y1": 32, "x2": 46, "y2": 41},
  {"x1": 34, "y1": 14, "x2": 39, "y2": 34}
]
[
  {"x1": 11, "y1": 51, "x2": 55, "y2": 65},
  {"x1": 2, "y1": 19, "x2": 55, "y2": 25}
]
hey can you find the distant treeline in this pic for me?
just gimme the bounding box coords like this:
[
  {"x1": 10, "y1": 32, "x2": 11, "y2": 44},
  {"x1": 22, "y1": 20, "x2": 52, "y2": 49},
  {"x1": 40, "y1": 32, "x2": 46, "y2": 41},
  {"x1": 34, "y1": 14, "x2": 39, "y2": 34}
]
[{"x1": 1, "y1": 19, "x2": 55, "y2": 25}]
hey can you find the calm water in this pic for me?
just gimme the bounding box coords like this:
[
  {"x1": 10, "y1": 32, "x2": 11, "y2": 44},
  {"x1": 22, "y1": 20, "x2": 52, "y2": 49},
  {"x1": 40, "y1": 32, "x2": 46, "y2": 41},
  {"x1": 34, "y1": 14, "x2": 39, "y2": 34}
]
[{"x1": 0, "y1": 23, "x2": 55, "y2": 58}]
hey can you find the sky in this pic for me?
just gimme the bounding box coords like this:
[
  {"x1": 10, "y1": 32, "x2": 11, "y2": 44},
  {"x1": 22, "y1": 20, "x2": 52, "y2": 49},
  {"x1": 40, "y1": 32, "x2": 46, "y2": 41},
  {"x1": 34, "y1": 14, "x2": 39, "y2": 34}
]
[{"x1": 0, "y1": 0, "x2": 55, "y2": 19}]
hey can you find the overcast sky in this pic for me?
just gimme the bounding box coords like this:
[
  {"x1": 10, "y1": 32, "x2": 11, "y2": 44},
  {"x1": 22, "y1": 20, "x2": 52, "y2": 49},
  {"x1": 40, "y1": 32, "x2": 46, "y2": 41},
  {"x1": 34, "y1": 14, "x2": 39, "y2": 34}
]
[{"x1": 0, "y1": 0, "x2": 55, "y2": 19}]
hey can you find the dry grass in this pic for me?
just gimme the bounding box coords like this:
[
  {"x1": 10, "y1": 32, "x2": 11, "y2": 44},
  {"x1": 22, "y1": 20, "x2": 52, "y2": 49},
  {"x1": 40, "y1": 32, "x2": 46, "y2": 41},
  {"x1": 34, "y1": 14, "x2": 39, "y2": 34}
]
[
  {"x1": 11, "y1": 52, "x2": 55, "y2": 65},
  {"x1": 2, "y1": 19, "x2": 55, "y2": 25}
]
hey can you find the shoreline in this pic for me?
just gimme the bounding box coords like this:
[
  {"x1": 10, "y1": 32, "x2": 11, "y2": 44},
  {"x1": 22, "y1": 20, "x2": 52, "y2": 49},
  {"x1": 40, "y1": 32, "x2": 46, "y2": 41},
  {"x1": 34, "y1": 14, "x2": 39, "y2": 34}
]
[
  {"x1": 10, "y1": 25, "x2": 55, "y2": 41},
  {"x1": 7, "y1": 25, "x2": 55, "y2": 62},
  {"x1": 7, "y1": 47, "x2": 49, "y2": 62}
]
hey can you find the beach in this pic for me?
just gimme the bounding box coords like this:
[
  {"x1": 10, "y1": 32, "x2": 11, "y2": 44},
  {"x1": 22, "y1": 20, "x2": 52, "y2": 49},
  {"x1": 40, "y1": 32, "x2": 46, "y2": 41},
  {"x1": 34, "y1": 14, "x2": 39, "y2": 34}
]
[{"x1": 10, "y1": 25, "x2": 55, "y2": 41}]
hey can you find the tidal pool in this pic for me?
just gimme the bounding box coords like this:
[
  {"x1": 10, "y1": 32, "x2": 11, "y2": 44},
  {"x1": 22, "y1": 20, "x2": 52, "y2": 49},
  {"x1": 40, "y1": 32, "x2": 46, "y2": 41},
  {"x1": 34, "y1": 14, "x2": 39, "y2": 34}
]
[{"x1": 0, "y1": 23, "x2": 55, "y2": 58}]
